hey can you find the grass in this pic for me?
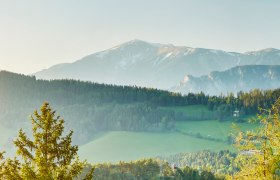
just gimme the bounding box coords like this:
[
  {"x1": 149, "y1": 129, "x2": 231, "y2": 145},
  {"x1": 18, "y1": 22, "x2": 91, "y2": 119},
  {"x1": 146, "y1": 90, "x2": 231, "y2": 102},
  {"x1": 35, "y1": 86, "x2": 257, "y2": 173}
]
[
  {"x1": 161, "y1": 105, "x2": 214, "y2": 116},
  {"x1": 79, "y1": 105, "x2": 259, "y2": 163},
  {"x1": 176, "y1": 120, "x2": 259, "y2": 141},
  {"x1": 160, "y1": 105, "x2": 218, "y2": 120},
  {"x1": 79, "y1": 131, "x2": 231, "y2": 163},
  {"x1": 161, "y1": 105, "x2": 257, "y2": 121}
]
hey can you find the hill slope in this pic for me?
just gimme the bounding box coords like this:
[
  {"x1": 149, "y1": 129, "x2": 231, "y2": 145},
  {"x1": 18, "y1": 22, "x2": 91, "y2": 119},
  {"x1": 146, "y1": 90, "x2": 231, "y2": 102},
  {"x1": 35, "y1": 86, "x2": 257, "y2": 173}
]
[{"x1": 0, "y1": 71, "x2": 189, "y2": 145}]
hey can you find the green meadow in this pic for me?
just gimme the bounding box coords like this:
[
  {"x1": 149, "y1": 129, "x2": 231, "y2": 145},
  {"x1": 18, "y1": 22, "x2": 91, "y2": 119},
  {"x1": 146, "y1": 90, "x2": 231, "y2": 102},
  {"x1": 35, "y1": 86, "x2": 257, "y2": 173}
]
[
  {"x1": 161, "y1": 105, "x2": 216, "y2": 117},
  {"x1": 79, "y1": 105, "x2": 259, "y2": 163},
  {"x1": 176, "y1": 120, "x2": 259, "y2": 141},
  {"x1": 79, "y1": 130, "x2": 230, "y2": 163}
]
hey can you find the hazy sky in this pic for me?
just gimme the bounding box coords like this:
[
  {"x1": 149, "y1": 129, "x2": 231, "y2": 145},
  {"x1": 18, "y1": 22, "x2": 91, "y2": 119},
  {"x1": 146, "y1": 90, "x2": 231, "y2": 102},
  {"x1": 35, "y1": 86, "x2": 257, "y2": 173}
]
[{"x1": 0, "y1": 0, "x2": 280, "y2": 74}]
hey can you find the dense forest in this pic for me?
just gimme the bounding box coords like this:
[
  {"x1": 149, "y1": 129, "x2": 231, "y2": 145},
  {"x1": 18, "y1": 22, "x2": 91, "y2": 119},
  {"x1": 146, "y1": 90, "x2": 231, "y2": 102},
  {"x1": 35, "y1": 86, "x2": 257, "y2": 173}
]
[
  {"x1": 159, "y1": 150, "x2": 237, "y2": 176},
  {"x1": 85, "y1": 151, "x2": 237, "y2": 179},
  {"x1": 81, "y1": 159, "x2": 224, "y2": 180},
  {"x1": 1, "y1": 71, "x2": 280, "y2": 143}
]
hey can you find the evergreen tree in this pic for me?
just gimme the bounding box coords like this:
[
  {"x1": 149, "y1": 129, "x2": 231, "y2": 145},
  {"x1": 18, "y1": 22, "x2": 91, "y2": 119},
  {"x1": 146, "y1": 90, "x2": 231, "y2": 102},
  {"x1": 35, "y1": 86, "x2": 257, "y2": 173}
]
[
  {"x1": 0, "y1": 151, "x2": 4, "y2": 178},
  {"x1": 0, "y1": 102, "x2": 94, "y2": 180},
  {"x1": 232, "y1": 99, "x2": 280, "y2": 179}
]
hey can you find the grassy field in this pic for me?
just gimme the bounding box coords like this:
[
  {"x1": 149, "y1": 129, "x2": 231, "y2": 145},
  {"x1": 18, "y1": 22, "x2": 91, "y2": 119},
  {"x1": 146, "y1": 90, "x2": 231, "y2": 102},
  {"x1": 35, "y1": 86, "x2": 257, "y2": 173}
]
[
  {"x1": 79, "y1": 131, "x2": 231, "y2": 163},
  {"x1": 162, "y1": 105, "x2": 258, "y2": 141},
  {"x1": 161, "y1": 105, "x2": 256, "y2": 121},
  {"x1": 176, "y1": 120, "x2": 259, "y2": 141},
  {"x1": 160, "y1": 105, "x2": 217, "y2": 120},
  {"x1": 161, "y1": 105, "x2": 215, "y2": 116},
  {"x1": 79, "y1": 113, "x2": 259, "y2": 163}
]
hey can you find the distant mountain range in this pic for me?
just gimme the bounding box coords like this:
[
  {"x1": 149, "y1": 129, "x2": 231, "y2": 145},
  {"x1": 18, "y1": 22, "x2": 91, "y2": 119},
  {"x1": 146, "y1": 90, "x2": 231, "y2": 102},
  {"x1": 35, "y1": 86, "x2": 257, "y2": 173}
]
[
  {"x1": 34, "y1": 40, "x2": 280, "y2": 94},
  {"x1": 172, "y1": 65, "x2": 280, "y2": 95}
]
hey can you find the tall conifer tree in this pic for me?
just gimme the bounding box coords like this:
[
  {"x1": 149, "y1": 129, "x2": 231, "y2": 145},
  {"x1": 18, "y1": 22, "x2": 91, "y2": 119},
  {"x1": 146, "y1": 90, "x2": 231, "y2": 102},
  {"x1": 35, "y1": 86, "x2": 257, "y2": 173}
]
[{"x1": 0, "y1": 102, "x2": 94, "y2": 180}]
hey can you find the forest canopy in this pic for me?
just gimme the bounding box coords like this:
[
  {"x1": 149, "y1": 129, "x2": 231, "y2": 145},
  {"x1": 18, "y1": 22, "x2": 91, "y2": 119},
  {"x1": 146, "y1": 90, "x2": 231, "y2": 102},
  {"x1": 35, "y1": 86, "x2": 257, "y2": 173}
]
[{"x1": 1, "y1": 71, "x2": 280, "y2": 144}]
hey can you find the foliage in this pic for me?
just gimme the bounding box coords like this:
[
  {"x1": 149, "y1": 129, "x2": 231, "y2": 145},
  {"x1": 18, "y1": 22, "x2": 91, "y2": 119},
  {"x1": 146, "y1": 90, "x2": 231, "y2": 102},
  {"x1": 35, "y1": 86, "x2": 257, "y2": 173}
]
[
  {"x1": 159, "y1": 150, "x2": 236, "y2": 176},
  {"x1": 232, "y1": 99, "x2": 280, "y2": 179},
  {"x1": 0, "y1": 102, "x2": 94, "y2": 180},
  {"x1": 0, "y1": 151, "x2": 4, "y2": 178},
  {"x1": 160, "y1": 105, "x2": 218, "y2": 121},
  {"x1": 82, "y1": 159, "x2": 222, "y2": 180},
  {"x1": 175, "y1": 120, "x2": 258, "y2": 143}
]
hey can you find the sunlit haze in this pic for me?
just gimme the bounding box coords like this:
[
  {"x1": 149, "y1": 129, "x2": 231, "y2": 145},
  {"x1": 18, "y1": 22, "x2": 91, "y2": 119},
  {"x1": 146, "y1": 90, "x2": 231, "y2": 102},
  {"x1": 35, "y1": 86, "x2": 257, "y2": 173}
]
[{"x1": 0, "y1": 0, "x2": 280, "y2": 74}]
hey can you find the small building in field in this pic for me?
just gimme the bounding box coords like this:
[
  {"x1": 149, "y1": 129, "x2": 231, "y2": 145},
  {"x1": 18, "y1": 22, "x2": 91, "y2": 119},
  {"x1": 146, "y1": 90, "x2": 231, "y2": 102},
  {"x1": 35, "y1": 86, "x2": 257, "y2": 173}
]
[
  {"x1": 233, "y1": 110, "x2": 239, "y2": 117},
  {"x1": 239, "y1": 149, "x2": 262, "y2": 156}
]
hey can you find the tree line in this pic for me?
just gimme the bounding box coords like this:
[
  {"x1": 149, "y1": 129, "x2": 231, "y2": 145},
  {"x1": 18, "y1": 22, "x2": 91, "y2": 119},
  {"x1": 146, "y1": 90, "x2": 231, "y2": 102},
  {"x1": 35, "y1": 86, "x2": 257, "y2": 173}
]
[
  {"x1": 85, "y1": 159, "x2": 223, "y2": 180},
  {"x1": 1, "y1": 71, "x2": 280, "y2": 143},
  {"x1": 2, "y1": 71, "x2": 279, "y2": 110},
  {"x1": 158, "y1": 150, "x2": 236, "y2": 176}
]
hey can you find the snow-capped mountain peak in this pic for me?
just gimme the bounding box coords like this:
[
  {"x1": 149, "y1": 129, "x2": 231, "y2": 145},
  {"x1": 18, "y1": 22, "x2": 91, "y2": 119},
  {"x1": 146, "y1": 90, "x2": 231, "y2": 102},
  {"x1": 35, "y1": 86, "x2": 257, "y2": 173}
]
[{"x1": 34, "y1": 40, "x2": 280, "y2": 92}]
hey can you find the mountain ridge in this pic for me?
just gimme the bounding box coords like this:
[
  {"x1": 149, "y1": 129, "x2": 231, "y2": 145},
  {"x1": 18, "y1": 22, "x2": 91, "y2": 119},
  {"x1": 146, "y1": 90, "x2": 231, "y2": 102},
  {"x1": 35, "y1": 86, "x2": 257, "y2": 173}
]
[
  {"x1": 34, "y1": 40, "x2": 280, "y2": 91},
  {"x1": 173, "y1": 65, "x2": 280, "y2": 95}
]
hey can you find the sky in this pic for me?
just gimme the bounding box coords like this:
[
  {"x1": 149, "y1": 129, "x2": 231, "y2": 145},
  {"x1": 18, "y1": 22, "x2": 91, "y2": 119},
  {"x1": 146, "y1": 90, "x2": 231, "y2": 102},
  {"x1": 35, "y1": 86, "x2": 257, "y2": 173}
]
[{"x1": 0, "y1": 0, "x2": 280, "y2": 74}]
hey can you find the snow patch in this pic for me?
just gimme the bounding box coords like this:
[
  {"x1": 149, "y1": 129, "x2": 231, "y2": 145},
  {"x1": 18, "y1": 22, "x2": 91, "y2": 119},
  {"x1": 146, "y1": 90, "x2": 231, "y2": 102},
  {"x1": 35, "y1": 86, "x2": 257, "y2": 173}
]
[
  {"x1": 117, "y1": 53, "x2": 143, "y2": 69},
  {"x1": 237, "y1": 67, "x2": 244, "y2": 78},
  {"x1": 268, "y1": 69, "x2": 275, "y2": 79},
  {"x1": 182, "y1": 75, "x2": 189, "y2": 83},
  {"x1": 208, "y1": 75, "x2": 214, "y2": 80},
  {"x1": 153, "y1": 52, "x2": 173, "y2": 65},
  {"x1": 162, "y1": 52, "x2": 173, "y2": 60},
  {"x1": 268, "y1": 69, "x2": 272, "y2": 75},
  {"x1": 183, "y1": 48, "x2": 195, "y2": 56}
]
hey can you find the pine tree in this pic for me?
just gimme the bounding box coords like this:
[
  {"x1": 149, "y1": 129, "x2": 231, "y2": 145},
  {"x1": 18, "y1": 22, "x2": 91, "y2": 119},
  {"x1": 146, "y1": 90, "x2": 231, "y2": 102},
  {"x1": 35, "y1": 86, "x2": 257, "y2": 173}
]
[
  {"x1": 0, "y1": 102, "x2": 94, "y2": 180},
  {"x1": 0, "y1": 151, "x2": 4, "y2": 178},
  {"x1": 231, "y1": 98, "x2": 280, "y2": 179}
]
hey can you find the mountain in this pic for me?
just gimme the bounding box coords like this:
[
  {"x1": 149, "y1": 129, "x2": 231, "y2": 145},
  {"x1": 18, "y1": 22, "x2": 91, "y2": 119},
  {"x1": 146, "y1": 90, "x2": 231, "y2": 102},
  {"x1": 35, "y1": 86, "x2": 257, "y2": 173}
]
[
  {"x1": 34, "y1": 40, "x2": 280, "y2": 90},
  {"x1": 173, "y1": 65, "x2": 280, "y2": 95}
]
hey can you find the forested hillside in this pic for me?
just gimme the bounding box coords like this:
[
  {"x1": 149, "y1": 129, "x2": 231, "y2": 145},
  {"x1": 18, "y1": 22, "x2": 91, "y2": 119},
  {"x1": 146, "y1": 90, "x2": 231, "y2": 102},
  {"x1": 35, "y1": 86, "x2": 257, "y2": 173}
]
[
  {"x1": 0, "y1": 71, "x2": 199, "y2": 143},
  {"x1": 1, "y1": 71, "x2": 280, "y2": 144},
  {"x1": 80, "y1": 159, "x2": 223, "y2": 180}
]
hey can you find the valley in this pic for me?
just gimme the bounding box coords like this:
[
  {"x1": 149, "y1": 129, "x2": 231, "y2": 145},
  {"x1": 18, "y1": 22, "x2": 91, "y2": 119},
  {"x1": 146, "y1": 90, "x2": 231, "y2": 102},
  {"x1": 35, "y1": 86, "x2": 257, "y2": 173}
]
[
  {"x1": 79, "y1": 119, "x2": 257, "y2": 163},
  {"x1": 1, "y1": 1, "x2": 280, "y2": 178}
]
